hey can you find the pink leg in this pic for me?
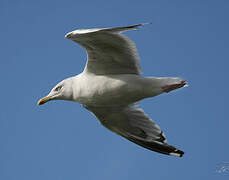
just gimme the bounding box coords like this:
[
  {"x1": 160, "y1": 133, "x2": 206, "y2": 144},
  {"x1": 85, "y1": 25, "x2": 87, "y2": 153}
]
[{"x1": 162, "y1": 80, "x2": 186, "y2": 93}]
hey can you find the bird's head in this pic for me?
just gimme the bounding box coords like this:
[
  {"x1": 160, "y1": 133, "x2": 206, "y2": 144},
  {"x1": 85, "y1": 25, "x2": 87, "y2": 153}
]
[{"x1": 37, "y1": 78, "x2": 73, "y2": 106}]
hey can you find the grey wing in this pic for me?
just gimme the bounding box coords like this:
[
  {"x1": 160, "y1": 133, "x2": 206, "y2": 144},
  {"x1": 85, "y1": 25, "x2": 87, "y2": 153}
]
[
  {"x1": 65, "y1": 23, "x2": 149, "y2": 75},
  {"x1": 85, "y1": 105, "x2": 184, "y2": 157}
]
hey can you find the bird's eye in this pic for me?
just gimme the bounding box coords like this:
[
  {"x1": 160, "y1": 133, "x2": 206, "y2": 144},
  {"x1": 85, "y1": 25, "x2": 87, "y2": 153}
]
[{"x1": 54, "y1": 86, "x2": 62, "y2": 91}]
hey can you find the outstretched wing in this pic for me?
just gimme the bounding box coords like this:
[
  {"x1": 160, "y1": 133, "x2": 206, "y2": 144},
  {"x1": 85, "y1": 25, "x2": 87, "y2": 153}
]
[
  {"x1": 65, "y1": 23, "x2": 150, "y2": 75},
  {"x1": 85, "y1": 105, "x2": 184, "y2": 157}
]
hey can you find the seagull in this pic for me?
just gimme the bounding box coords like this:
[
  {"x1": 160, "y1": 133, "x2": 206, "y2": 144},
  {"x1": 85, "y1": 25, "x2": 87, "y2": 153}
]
[{"x1": 38, "y1": 23, "x2": 187, "y2": 157}]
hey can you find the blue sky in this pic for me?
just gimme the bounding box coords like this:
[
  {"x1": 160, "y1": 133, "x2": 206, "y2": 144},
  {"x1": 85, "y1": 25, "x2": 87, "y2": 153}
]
[{"x1": 1, "y1": 0, "x2": 229, "y2": 179}]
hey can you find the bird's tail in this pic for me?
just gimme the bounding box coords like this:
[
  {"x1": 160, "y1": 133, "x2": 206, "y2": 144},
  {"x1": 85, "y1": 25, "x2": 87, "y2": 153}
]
[{"x1": 144, "y1": 77, "x2": 187, "y2": 96}]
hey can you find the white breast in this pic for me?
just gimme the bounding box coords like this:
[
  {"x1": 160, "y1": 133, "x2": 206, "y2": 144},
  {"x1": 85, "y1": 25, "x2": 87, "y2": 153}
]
[{"x1": 72, "y1": 73, "x2": 145, "y2": 106}]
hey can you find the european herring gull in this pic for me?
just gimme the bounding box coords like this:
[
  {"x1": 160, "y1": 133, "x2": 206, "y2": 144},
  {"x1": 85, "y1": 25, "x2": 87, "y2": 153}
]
[{"x1": 38, "y1": 23, "x2": 187, "y2": 157}]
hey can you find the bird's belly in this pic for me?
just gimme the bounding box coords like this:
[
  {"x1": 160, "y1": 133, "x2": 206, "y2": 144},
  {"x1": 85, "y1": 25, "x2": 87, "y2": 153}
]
[{"x1": 76, "y1": 75, "x2": 145, "y2": 106}]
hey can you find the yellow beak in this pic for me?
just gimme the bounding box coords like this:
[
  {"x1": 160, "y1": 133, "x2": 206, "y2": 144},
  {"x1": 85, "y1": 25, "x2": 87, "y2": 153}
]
[{"x1": 37, "y1": 96, "x2": 52, "y2": 106}]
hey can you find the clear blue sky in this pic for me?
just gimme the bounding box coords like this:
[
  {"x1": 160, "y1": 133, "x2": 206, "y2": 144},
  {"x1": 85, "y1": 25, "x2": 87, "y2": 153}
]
[{"x1": 1, "y1": 0, "x2": 229, "y2": 179}]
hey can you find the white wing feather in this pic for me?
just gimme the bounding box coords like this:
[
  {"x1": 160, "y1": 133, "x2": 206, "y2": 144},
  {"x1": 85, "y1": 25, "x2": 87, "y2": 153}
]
[{"x1": 65, "y1": 24, "x2": 150, "y2": 75}]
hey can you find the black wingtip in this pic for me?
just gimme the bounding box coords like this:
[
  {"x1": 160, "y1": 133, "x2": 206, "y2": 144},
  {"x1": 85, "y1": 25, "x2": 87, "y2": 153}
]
[
  {"x1": 122, "y1": 23, "x2": 152, "y2": 30},
  {"x1": 179, "y1": 150, "x2": 184, "y2": 157},
  {"x1": 141, "y1": 22, "x2": 152, "y2": 25},
  {"x1": 169, "y1": 149, "x2": 184, "y2": 157},
  {"x1": 125, "y1": 136, "x2": 184, "y2": 157},
  {"x1": 133, "y1": 22, "x2": 152, "y2": 28}
]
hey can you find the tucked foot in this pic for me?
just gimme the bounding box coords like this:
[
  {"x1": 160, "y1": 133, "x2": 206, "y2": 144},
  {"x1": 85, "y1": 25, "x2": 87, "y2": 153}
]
[{"x1": 162, "y1": 80, "x2": 187, "y2": 93}]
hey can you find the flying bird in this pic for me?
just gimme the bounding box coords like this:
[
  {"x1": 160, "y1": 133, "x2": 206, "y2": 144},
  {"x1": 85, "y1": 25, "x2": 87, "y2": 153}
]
[{"x1": 38, "y1": 23, "x2": 187, "y2": 157}]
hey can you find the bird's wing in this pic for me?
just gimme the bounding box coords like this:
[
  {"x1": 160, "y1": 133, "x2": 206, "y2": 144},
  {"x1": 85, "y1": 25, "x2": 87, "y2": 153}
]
[
  {"x1": 65, "y1": 23, "x2": 150, "y2": 75},
  {"x1": 84, "y1": 104, "x2": 184, "y2": 157}
]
